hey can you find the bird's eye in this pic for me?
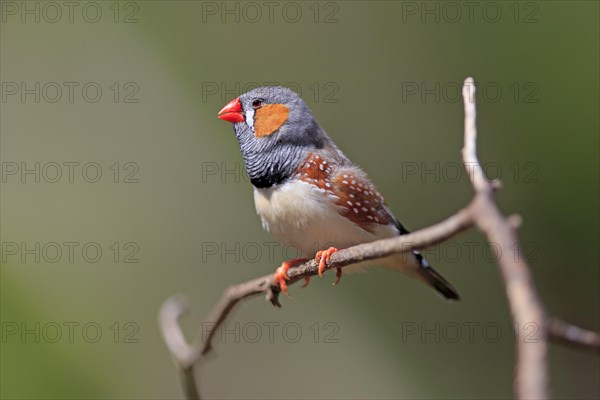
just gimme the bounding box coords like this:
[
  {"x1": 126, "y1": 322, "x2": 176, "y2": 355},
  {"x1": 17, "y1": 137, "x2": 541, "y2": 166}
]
[{"x1": 252, "y1": 99, "x2": 263, "y2": 109}]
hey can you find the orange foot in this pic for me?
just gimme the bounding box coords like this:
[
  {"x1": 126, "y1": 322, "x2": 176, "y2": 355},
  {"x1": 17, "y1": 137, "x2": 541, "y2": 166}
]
[
  {"x1": 314, "y1": 247, "x2": 342, "y2": 285},
  {"x1": 273, "y1": 258, "x2": 310, "y2": 296}
]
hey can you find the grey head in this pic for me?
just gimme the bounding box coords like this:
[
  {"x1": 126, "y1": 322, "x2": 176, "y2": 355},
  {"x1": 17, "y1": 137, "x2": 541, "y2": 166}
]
[{"x1": 218, "y1": 86, "x2": 337, "y2": 188}]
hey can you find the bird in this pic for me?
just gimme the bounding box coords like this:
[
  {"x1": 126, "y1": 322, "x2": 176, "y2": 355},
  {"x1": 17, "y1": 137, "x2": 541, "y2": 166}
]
[{"x1": 217, "y1": 86, "x2": 459, "y2": 300}]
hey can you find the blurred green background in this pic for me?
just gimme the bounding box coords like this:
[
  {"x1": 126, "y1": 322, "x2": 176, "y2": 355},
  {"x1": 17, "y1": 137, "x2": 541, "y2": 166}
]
[{"x1": 1, "y1": 1, "x2": 598, "y2": 399}]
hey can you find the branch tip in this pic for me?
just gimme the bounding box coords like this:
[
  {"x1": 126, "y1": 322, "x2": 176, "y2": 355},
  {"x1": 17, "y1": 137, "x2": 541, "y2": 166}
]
[{"x1": 507, "y1": 214, "x2": 523, "y2": 229}]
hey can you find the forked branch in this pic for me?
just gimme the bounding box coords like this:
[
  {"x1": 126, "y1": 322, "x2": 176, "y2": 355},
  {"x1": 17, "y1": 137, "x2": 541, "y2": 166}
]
[{"x1": 159, "y1": 78, "x2": 599, "y2": 400}]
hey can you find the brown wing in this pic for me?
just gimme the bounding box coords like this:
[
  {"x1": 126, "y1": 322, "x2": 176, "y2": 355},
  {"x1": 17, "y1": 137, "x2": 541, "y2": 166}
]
[
  {"x1": 330, "y1": 170, "x2": 396, "y2": 233},
  {"x1": 295, "y1": 152, "x2": 396, "y2": 234}
]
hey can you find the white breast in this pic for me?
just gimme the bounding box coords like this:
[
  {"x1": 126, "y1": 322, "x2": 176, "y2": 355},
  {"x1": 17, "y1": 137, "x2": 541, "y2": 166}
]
[{"x1": 254, "y1": 180, "x2": 398, "y2": 263}]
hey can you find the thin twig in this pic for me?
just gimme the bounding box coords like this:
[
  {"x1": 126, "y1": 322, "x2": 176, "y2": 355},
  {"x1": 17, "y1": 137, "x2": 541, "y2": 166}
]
[
  {"x1": 547, "y1": 317, "x2": 600, "y2": 352},
  {"x1": 159, "y1": 296, "x2": 201, "y2": 400}
]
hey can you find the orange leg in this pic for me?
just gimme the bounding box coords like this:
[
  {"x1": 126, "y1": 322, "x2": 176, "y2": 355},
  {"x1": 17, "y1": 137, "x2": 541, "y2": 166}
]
[
  {"x1": 273, "y1": 258, "x2": 309, "y2": 296},
  {"x1": 314, "y1": 247, "x2": 342, "y2": 284}
]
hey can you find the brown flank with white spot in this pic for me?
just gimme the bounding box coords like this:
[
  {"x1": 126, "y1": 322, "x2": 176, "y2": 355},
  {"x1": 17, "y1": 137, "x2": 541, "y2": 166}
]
[{"x1": 295, "y1": 153, "x2": 393, "y2": 232}]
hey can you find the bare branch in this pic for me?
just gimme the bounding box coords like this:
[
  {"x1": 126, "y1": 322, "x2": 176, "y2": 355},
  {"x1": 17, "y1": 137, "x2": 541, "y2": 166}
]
[
  {"x1": 461, "y1": 77, "x2": 548, "y2": 399},
  {"x1": 198, "y1": 278, "x2": 275, "y2": 355},
  {"x1": 159, "y1": 77, "x2": 600, "y2": 400},
  {"x1": 547, "y1": 317, "x2": 600, "y2": 352},
  {"x1": 195, "y1": 205, "x2": 475, "y2": 356},
  {"x1": 461, "y1": 77, "x2": 490, "y2": 193},
  {"x1": 159, "y1": 296, "x2": 201, "y2": 400}
]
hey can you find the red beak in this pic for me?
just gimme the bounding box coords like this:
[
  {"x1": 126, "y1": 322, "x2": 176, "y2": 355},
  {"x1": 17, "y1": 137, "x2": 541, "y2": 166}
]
[{"x1": 217, "y1": 97, "x2": 244, "y2": 123}]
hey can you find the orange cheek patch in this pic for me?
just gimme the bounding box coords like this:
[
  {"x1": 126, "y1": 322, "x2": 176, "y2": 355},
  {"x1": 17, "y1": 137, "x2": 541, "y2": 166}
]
[{"x1": 254, "y1": 104, "x2": 289, "y2": 138}]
